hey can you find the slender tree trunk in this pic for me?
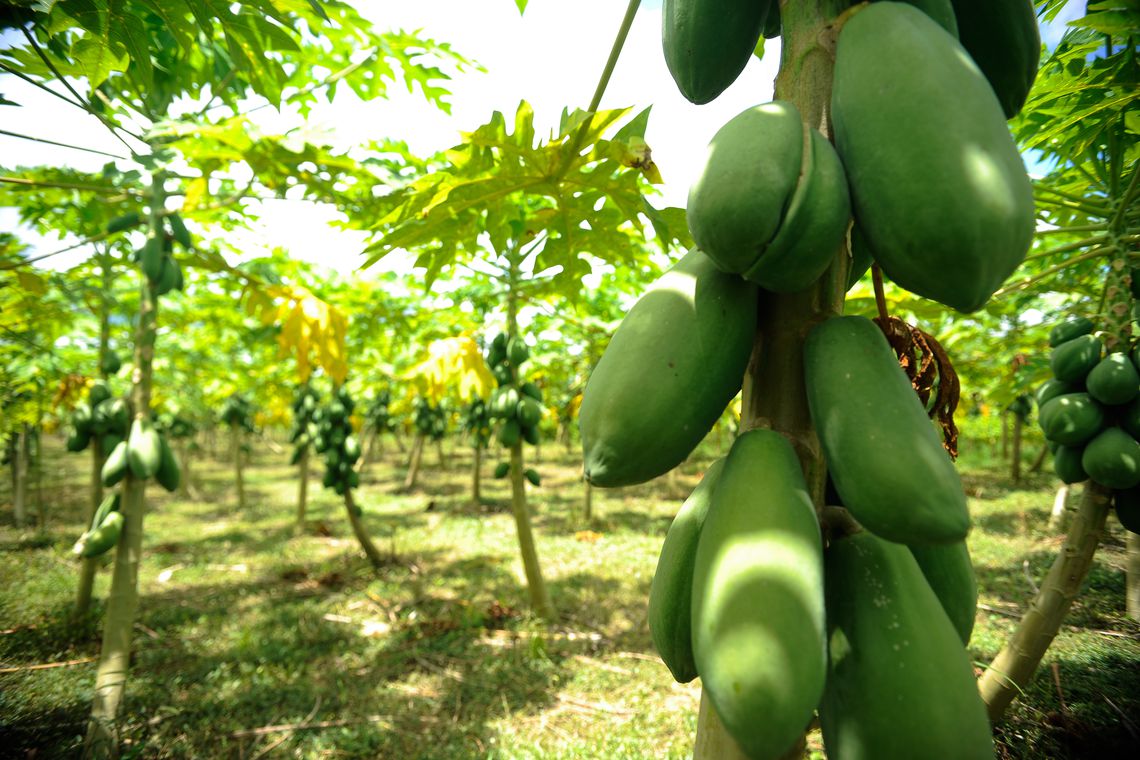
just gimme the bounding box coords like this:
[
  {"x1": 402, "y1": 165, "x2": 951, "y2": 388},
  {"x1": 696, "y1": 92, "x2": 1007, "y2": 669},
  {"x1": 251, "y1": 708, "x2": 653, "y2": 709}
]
[
  {"x1": 296, "y1": 449, "x2": 309, "y2": 535},
  {"x1": 978, "y1": 482, "x2": 1112, "y2": 722},
  {"x1": 1127, "y1": 531, "x2": 1140, "y2": 622},
  {"x1": 232, "y1": 426, "x2": 246, "y2": 509},
  {"x1": 84, "y1": 170, "x2": 164, "y2": 759},
  {"x1": 1001, "y1": 412, "x2": 1009, "y2": 460},
  {"x1": 393, "y1": 430, "x2": 406, "y2": 454},
  {"x1": 33, "y1": 427, "x2": 45, "y2": 532},
  {"x1": 359, "y1": 430, "x2": 377, "y2": 476},
  {"x1": 75, "y1": 436, "x2": 106, "y2": 619},
  {"x1": 472, "y1": 446, "x2": 482, "y2": 504},
  {"x1": 436, "y1": 439, "x2": 447, "y2": 470},
  {"x1": 583, "y1": 476, "x2": 593, "y2": 524},
  {"x1": 1029, "y1": 444, "x2": 1047, "y2": 474},
  {"x1": 1011, "y1": 413, "x2": 1023, "y2": 483},
  {"x1": 13, "y1": 425, "x2": 28, "y2": 529},
  {"x1": 693, "y1": 2, "x2": 846, "y2": 754},
  {"x1": 344, "y1": 489, "x2": 384, "y2": 567},
  {"x1": 404, "y1": 433, "x2": 425, "y2": 491}
]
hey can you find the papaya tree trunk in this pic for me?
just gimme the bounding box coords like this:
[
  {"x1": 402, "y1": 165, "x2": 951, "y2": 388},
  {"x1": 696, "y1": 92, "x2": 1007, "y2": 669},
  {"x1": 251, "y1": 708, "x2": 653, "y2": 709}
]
[
  {"x1": 1011, "y1": 413, "x2": 1024, "y2": 483},
  {"x1": 232, "y1": 425, "x2": 246, "y2": 509},
  {"x1": 296, "y1": 448, "x2": 309, "y2": 535},
  {"x1": 1001, "y1": 411, "x2": 1009, "y2": 460},
  {"x1": 1126, "y1": 531, "x2": 1140, "y2": 622},
  {"x1": 582, "y1": 476, "x2": 592, "y2": 524},
  {"x1": 693, "y1": 1, "x2": 846, "y2": 754},
  {"x1": 13, "y1": 424, "x2": 28, "y2": 530},
  {"x1": 32, "y1": 426, "x2": 45, "y2": 532},
  {"x1": 978, "y1": 481, "x2": 1112, "y2": 721},
  {"x1": 83, "y1": 170, "x2": 164, "y2": 759},
  {"x1": 1029, "y1": 444, "x2": 1047, "y2": 474},
  {"x1": 393, "y1": 430, "x2": 406, "y2": 454},
  {"x1": 403, "y1": 433, "x2": 425, "y2": 491},
  {"x1": 436, "y1": 439, "x2": 447, "y2": 470},
  {"x1": 359, "y1": 429, "x2": 377, "y2": 476},
  {"x1": 472, "y1": 445, "x2": 482, "y2": 504},
  {"x1": 344, "y1": 489, "x2": 384, "y2": 568}
]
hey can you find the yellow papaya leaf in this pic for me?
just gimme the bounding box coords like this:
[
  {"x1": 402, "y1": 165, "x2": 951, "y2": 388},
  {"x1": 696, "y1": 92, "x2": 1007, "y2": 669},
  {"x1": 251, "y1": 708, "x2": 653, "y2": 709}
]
[
  {"x1": 404, "y1": 336, "x2": 494, "y2": 404},
  {"x1": 16, "y1": 271, "x2": 47, "y2": 296},
  {"x1": 183, "y1": 178, "x2": 209, "y2": 212}
]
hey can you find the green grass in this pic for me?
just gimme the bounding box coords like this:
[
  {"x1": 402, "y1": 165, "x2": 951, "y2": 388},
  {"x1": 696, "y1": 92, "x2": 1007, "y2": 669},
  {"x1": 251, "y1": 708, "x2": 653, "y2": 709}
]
[{"x1": 2, "y1": 430, "x2": 1138, "y2": 758}]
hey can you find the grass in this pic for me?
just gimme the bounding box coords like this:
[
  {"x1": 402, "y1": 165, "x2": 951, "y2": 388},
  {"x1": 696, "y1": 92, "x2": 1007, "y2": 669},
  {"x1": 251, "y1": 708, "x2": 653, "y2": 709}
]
[{"x1": 1, "y1": 428, "x2": 1138, "y2": 759}]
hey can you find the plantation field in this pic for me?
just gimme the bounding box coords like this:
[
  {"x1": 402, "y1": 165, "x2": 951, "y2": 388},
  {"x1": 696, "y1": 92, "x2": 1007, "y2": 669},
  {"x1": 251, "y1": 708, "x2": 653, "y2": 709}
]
[{"x1": 2, "y1": 431, "x2": 1139, "y2": 759}]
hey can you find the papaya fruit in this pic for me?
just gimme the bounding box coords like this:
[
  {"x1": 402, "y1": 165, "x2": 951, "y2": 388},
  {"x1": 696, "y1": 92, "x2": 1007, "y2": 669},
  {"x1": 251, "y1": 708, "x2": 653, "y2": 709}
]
[
  {"x1": 155, "y1": 256, "x2": 180, "y2": 296},
  {"x1": 66, "y1": 428, "x2": 91, "y2": 453},
  {"x1": 908, "y1": 540, "x2": 977, "y2": 645},
  {"x1": 493, "y1": 462, "x2": 510, "y2": 479},
  {"x1": 344, "y1": 436, "x2": 361, "y2": 463},
  {"x1": 1122, "y1": 397, "x2": 1140, "y2": 440},
  {"x1": 687, "y1": 101, "x2": 849, "y2": 292},
  {"x1": 847, "y1": 224, "x2": 874, "y2": 290},
  {"x1": 167, "y1": 212, "x2": 192, "y2": 248},
  {"x1": 517, "y1": 397, "x2": 542, "y2": 428},
  {"x1": 761, "y1": 2, "x2": 780, "y2": 38},
  {"x1": 1038, "y1": 393, "x2": 1105, "y2": 447},
  {"x1": 155, "y1": 436, "x2": 181, "y2": 493},
  {"x1": 73, "y1": 402, "x2": 93, "y2": 436},
  {"x1": 520, "y1": 382, "x2": 542, "y2": 402},
  {"x1": 648, "y1": 458, "x2": 724, "y2": 684},
  {"x1": 499, "y1": 418, "x2": 521, "y2": 448},
  {"x1": 804, "y1": 316, "x2": 969, "y2": 544},
  {"x1": 89, "y1": 381, "x2": 111, "y2": 407},
  {"x1": 140, "y1": 237, "x2": 164, "y2": 282},
  {"x1": 820, "y1": 532, "x2": 994, "y2": 760},
  {"x1": 348, "y1": 470, "x2": 360, "y2": 489},
  {"x1": 691, "y1": 430, "x2": 825, "y2": 760},
  {"x1": 1114, "y1": 486, "x2": 1140, "y2": 533},
  {"x1": 488, "y1": 332, "x2": 508, "y2": 367},
  {"x1": 661, "y1": 0, "x2": 776, "y2": 104},
  {"x1": 507, "y1": 337, "x2": 529, "y2": 366},
  {"x1": 524, "y1": 468, "x2": 541, "y2": 486},
  {"x1": 1051, "y1": 334, "x2": 1103, "y2": 383},
  {"x1": 1036, "y1": 377, "x2": 1079, "y2": 408},
  {"x1": 521, "y1": 422, "x2": 540, "y2": 446},
  {"x1": 89, "y1": 493, "x2": 121, "y2": 531},
  {"x1": 831, "y1": 2, "x2": 1034, "y2": 312},
  {"x1": 106, "y1": 211, "x2": 142, "y2": 234},
  {"x1": 492, "y1": 364, "x2": 512, "y2": 386},
  {"x1": 102, "y1": 432, "x2": 124, "y2": 455},
  {"x1": 76, "y1": 511, "x2": 125, "y2": 559},
  {"x1": 101, "y1": 440, "x2": 130, "y2": 487},
  {"x1": 100, "y1": 350, "x2": 122, "y2": 376},
  {"x1": 1053, "y1": 444, "x2": 1089, "y2": 484},
  {"x1": 948, "y1": 0, "x2": 1041, "y2": 119},
  {"x1": 127, "y1": 417, "x2": 163, "y2": 479},
  {"x1": 1082, "y1": 427, "x2": 1140, "y2": 490},
  {"x1": 580, "y1": 249, "x2": 757, "y2": 487},
  {"x1": 1049, "y1": 316, "x2": 1095, "y2": 347},
  {"x1": 1086, "y1": 353, "x2": 1139, "y2": 406}
]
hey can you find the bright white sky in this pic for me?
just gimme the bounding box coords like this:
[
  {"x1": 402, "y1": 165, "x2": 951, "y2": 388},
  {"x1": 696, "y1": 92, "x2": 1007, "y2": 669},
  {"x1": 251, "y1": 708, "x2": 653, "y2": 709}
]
[{"x1": 0, "y1": 0, "x2": 1084, "y2": 275}]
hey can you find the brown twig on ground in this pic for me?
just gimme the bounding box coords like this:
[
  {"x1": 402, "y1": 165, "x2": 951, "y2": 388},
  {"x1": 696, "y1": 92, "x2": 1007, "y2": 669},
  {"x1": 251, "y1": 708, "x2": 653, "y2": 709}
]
[{"x1": 0, "y1": 657, "x2": 96, "y2": 674}]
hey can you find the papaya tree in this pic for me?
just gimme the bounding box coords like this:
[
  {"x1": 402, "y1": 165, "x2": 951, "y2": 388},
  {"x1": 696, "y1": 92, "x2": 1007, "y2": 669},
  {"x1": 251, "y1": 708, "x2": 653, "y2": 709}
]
[
  {"x1": 580, "y1": 0, "x2": 1044, "y2": 755},
  {"x1": 974, "y1": 3, "x2": 1140, "y2": 716}
]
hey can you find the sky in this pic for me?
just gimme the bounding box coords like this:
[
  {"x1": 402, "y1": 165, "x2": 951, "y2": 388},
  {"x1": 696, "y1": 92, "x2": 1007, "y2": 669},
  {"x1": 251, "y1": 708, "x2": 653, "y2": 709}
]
[{"x1": 0, "y1": 0, "x2": 1087, "y2": 275}]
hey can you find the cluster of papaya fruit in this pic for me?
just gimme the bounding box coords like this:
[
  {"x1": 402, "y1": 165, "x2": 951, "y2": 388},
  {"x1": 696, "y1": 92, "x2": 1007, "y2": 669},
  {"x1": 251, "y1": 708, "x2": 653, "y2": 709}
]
[
  {"x1": 646, "y1": 317, "x2": 988, "y2": 759},
  {"x1": 365, "y1": 390, "x2": 396, "y2": 436},
  {"x1": 486, "y1": 332, "x2": 544, "y2": 486},
  {"x1": 100, "y1": 350, "x2": 122, "y2": 376},
  {"x1": 72, "y1": 493, "x2": 123, "y2": 559},
  {"x1": 463, "y1": 398, "x2": 493, "y2": 451},
  {"x1": 101, "y1": 414, "x2": 180, "y2": 493},
  {"x1": 412, "y1": 397, "x2": 447, "y2": 442},
  {"x1": 1039, "y1": 318, "x2": 1140, "y2": 516},
  {"x1": 154, "y1": 410, "x2": 196, "y2": 443},
  {"x1": 114, "y1": 211, "x2": 193, "y2": 297},
  {"x1": 314, "y1": 387, "x2": 361, "y2": 496},
  {"x1": 66, "y1": 380, "x2": 130, "y2": 454},
  {"x1": 288, "y1": 384, "x2": 321, "y2": 466},
  {"x1": 220, "y1": 393, "x2": 256, "y2": 433}
]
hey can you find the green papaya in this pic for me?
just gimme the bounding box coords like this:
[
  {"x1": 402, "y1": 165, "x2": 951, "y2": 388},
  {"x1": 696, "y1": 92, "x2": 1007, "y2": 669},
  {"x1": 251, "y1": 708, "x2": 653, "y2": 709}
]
[
  {"x1": 289, "y1": 445, "x2": 304, "y2": 466},
  {"x1": 167, "y1": 212, "x2": 192, "y2": 248},
  {"x1": 648, "y1": 458, "x2": 724, "y2": 684},
  {"x1": 102, "y1": 432, "x2": 124, "y2": 455},
  {"x1": 101, "y1": 440, "x2": 130, "y2": 487},
  {"x1": 580, "y1": 249, "x2": 757, "y2": 487},
  {"x1": 155, "y1": 436, "x2": 181, "y2": 493},
  {"x1": 106, "y1": 211, "x2": 142, "y2": 234},
  {"x1": 832, "y1": 2, "x2": 1033, "y2": 312},
  {"x1": 89, "y1": 493, "x2": 120, "y2": 531},
  {"x1": 948, "y1": 0, "x2": 1040, "y2": 118},
  {"x1": 1122, "y1": 397, "x2": 1140, "y2": 440},
  {"x1": 1038, "y1": 393, "x2": 1105, "y2": 447},
  {"x1": 521, "y1": 423, "x2": 540, "y2": 446},
  {"x1": 100, "y1": 350, "x2": 122, "y2": 376},
  {"x1": 343, "y1": 436, "x2": 361, "y2": 463},
  {"x1": 89, "y1": 381, "x2": 111, "y2": 407},
  {"x1": 687, "y1": 101, "x2": 849, "y2": 292},
  {"x1": 517, "y1": 397, "x2": 542, "y2": 428},
  {"x1": 1036, "y1": 378, "x2": 1079, "y2": 408},
  {"x1": 140, "y1": 237, "x2": 164, "y2": 282},
  {"x1": 524, "y1": 468, "x2": 541, "y2": 486},
  {"x1": 73, "y1": 402, "x2": 93, "y2": 436},
  {"x1": 1053, "y1": 444, "x2": 1088, "y2": 484},
  {"x1": 908, "y1": 540, "x2": 977, "y2": 645},
  {"x1": 661, "y1": 0, "x2": 777, "y2": 104},
  {"x1": 1082, "y1": 427, "x2": 1140, "y2": 490},
  {"x1": 691, "y1": 430, "x2": 825, "y2": 760},
  {"x1": 66, "y1": 428, "x2": 91, "y2": 453},
  {"x1": 488, "y1": 332, "x2": 508, "y2": 366},
  {"x1": 804, "y1": 316, "x2": 969, "y2": 544},
  {"x1": 1051, "y1": 334, "x2": 1103, "y2": 383},
  {"x1": 820, "y1": 532, "x2": 994, "y2": 760},
  {"x1": 155, "y1": 256, "x2": 180, "y2": 296},
  {"x1": 1114, "y1": 486, "x2": 1140, "y2": 533},
  {"x1": 1049, "y1": 316, "x2": 1095, "y2": 347},
  {"x1": 1086, "y1": 353, "x2": 1139, "y2": 406},
  {"x1": 520, "y1": 382, "x2": 542, "y2": 402},
  {"x1": 492, "y1": 364, "x2": 512, "y2": 386},
  {"x1": 348, "y1": 470, "x2": 360, "y2": 489},
  {"x1": 507, "y1": 337, "x2": 529, "y2": 366},
  {"x1": 76, "y1": 511, "x2": 125, "y2": 559},
  {"x1": 493, "y1": 462, "x2": 510, "y2": 479},
  {"x1": 126, "y1": 417, "x2": 162, "y2": 479},
  {"x1": 499, "y1": 418, "x2": 521, "y2": 448},
  {"x1": 847, "y1": 224, "x2": 874, "y2": 290},
  {"x1": 322, "y1": 469, "x2": 336, "y2": 489},
  {"x1": 762, "y1": 1, "x2": 780, "y2": 38}
]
